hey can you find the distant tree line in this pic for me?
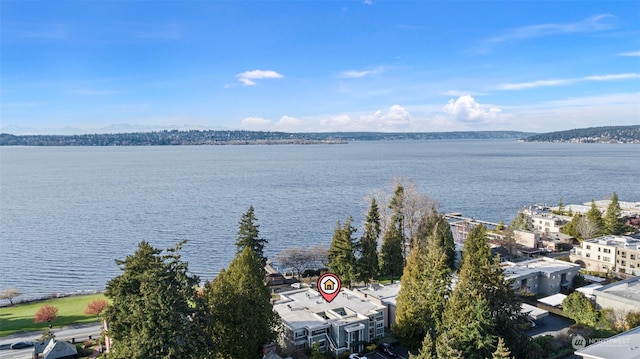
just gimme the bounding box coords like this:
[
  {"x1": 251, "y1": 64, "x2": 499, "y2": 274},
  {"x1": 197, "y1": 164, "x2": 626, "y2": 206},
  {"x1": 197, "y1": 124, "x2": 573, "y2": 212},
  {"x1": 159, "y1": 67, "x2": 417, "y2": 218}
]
[
  {"x1": 524, "y1": 125, "x2": 640, "y2": 143},
  {"x1": 0, "y1": 130, "x2": 533, "y2": 146}
]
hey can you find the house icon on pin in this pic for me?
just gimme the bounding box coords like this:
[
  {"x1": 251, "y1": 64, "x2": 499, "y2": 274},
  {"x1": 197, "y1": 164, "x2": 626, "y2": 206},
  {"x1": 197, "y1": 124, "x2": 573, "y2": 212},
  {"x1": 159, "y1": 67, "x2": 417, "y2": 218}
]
[{"x1": 324, "y1": 279, "x2": 335, "y2": 291}]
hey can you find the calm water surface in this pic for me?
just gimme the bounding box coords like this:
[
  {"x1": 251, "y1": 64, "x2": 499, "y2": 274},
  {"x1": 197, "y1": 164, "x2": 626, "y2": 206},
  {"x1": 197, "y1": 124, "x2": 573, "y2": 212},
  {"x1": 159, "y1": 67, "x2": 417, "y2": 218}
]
[{"x1": 1, "y1": 140, "x2": 638, "y2": 300}]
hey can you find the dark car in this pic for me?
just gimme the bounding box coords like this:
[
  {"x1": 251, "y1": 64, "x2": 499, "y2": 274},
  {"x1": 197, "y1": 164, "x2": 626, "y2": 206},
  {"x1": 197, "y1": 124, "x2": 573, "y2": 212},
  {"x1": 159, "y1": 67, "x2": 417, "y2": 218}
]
[
  {"x1": 10, "y1": 341, "x2": 34, "y2": 349},
  {"x1": 379, "y1": 342, "x2": 398, "y2": 357}
]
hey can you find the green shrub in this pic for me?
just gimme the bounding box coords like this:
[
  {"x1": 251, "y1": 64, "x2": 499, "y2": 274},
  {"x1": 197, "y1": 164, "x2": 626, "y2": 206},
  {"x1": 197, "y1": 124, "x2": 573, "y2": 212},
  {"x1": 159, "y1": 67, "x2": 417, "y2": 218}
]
[{"x1": 365, "y1": 344, "x2": 377, "y2": 352}]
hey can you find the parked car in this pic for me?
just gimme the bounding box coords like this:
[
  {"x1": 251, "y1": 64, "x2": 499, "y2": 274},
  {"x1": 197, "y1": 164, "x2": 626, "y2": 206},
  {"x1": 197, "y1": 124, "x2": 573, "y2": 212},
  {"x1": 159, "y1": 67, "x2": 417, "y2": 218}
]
[
  {"x1": 10, "y1": 342, "x2": 34, "y2": 349},
  {"x1": 379, "y1": 342, "x2": 398, "y2": 357},
  {"x1": 349, "y1": 354, "x2": 368, "y2": 359}
]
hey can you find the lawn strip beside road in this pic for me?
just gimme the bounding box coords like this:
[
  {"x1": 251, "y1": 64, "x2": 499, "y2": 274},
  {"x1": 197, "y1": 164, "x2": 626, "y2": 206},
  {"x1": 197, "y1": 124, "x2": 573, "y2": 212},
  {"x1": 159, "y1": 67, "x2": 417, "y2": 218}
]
[{"x1": 0, "y1": 294, "x2": 106, "y2": 337}]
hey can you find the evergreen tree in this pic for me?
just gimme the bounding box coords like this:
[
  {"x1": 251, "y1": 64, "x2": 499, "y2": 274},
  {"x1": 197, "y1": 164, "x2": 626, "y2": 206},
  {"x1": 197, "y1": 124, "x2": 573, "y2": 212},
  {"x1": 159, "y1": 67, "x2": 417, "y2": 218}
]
[
  {"x1": 358, "y1": 199, "x2": 381, "y2": 284},
  {"x1": 104, "y1": 241, "x2": 214, "y2": 359},
  {"x1": 604, "y1": 192, "x2": 623, "y2": 235},
  {"x1": 510, "y1": 212, "x2": 531, "y2": 231},
  {"x1": 416, "y1": 211, "x2": 456, "y2": 270},
  {"x1": 394, "y1": 226, "x2": 451, "y2": 351},
  {"x1": 434, "y1": 333, "x2": 464, "y2": 359},
  {"x1": 586, "y1": 200, "x2": 604, "y2": 233},
  {"x1": 380, "y1": 222, "x2": 404, "y2": 284},
  {"x1": 203, "y1": 247, "x2": 280, "y2": 359},
  {"x1": 410, "y1": 333, "x2": 435, "y2": 359},
  {"x1": 236, "y1": 205, "x2": 268, "y2": 266},
  {"x1": 328, "y1": 216, "x2": 358, "y2": 287},
  {"x1": 562, "y1": 214, "x2": 582, "y2": 241},
  {"x1": 380, "y1": 185, "x2": 406, "y2": 283},
  {"x1": 492, "y1": 337, "x2": 514, "y2": 359},
  {"x1": 441, "y1": 225, "x2": 529, "y2": 358}
]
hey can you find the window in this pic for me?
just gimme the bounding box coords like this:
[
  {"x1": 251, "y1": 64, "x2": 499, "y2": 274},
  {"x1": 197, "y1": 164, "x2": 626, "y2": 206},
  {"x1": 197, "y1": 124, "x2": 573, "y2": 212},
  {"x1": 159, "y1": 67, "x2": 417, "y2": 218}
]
[
  {"x1": 621, "y1": 260, "x2": 626, "y2": 266},
  {"x1": 604, "y1": 248, "x2": 611, "y2": 254},
  {"x1": 311, "y1": 329, "x2": 326, "y2": 336},
  {"x1": 598, "y1": 247, "x2": 602, "y2": 252},
  {"x1": 598, "y1": 255, "x2": 601, "y2": 260},
  {"x1": 586, "y1": 253, "x2": 591, "y2": 258},
  {"x1": 603, "y1": 257, "x2": 611, "y2": 262},
  {"x1": 631, "y1": 254, "x2": 636, "y2": 260},
  {"x1": 294, "y1": 330, "x2": 306, "y2": 339},
  {"x1": 586, "y1": 245, "x2": 591, "y2": 250}
]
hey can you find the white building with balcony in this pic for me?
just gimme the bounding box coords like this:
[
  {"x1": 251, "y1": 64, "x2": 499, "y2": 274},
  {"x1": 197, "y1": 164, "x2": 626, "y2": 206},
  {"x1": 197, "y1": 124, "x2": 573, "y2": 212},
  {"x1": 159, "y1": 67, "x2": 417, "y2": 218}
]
[{"x1": 273, "y1": 288, "x2": 386, "y2": 356}]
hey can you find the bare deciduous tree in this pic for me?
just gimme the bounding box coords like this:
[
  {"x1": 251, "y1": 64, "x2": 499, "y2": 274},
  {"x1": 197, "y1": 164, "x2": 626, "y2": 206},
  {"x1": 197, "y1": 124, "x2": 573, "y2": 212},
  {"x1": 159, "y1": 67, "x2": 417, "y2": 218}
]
[
  {"x1": 577, "y1": 216, "x2": 600, "y2": 240},
  {"x1": 0, "y1": 288, "x2": 21, "y2": 306},
  {"x1": 276, "y1": 247, "x2": 313, "y2": 280},
  {"x1": 367, "y1": 177, "x2": 438, "y2": 258}
]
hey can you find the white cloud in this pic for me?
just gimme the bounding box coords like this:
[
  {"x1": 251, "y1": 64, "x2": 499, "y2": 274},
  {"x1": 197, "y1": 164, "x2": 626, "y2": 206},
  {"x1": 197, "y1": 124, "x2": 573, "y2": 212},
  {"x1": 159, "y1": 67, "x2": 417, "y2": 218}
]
[
  {"x1": 477, "y1": 14, "x2": 615, "y2": 52},
  {"x1": 318, "y1": 105, "x2": 412, "y2": 131},
  {"x1": 340, "y1": 67, "x2": 384, "y2": 78},
  {"x1": 443, "y1": 95, "x2": 505, "y2": 124},
  {"x1": 273, "y1": 116, "x2": 303, "y2": 131},
  {"x1": 236, "y1": 70, "x2": 284, "y2": 86},
  {"x1": 498, "y1": 73, "x2": 640, "y2": 90},
  {"x1": 618, "y1": 51, "x2": 640, "y2": 57},
  {"x1": 241, "y1": 117, "x2": 271, "y2": 130}
]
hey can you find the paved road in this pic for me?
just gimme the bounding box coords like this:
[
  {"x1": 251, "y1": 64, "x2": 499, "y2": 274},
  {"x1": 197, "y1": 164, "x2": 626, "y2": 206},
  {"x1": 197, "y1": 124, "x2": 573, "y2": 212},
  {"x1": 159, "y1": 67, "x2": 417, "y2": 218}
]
[{"x1": 0, "y1": 323, "x2": 101, "y2": 359}]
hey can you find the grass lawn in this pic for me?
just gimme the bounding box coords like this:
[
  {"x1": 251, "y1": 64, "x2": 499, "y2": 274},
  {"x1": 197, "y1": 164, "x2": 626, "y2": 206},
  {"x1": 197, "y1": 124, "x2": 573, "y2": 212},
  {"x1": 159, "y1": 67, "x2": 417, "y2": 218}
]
[{"x1": 0, "y1": 294, "x2": 106, "y2": 337}]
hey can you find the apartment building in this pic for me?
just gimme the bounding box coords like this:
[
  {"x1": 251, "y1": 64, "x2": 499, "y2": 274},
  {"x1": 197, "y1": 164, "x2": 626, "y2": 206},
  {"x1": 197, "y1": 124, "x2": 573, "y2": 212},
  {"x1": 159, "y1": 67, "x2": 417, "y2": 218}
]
[
  {"x1": 273, "y1": 288, "x2": 386, "y2": 356},
  {"x1": 592, "y1": 276, "x2": 640, "y2": 314},
  {"x1": 530, "y1": 214, "x2": 568, "y2": 234},
  {"x1": 502, "y1": 257, "x2": 581, "y2": 296},
  {"x1": 570, "y1": 235, "x2": 640, "y2": 275}
]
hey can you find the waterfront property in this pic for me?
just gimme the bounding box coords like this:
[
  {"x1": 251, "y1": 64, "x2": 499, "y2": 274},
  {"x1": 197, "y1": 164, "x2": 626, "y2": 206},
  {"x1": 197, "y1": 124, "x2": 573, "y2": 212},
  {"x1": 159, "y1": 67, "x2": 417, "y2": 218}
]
[
  {"x1": 502, "y1": 257, "x2": 581, "y2": 296},
  {"x1": 570, "y1": 235, "x2": 640, "y2": 275},
  {"x1": 273, "y1": 288, "x2": 386, "y2": 356}
]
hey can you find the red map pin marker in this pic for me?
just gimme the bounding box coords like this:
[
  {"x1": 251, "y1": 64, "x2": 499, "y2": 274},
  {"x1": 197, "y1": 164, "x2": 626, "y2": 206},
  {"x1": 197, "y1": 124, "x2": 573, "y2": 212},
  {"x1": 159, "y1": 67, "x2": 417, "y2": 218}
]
[{"x1": 317, "y1": 273, "x2": 341, "y2": 303}]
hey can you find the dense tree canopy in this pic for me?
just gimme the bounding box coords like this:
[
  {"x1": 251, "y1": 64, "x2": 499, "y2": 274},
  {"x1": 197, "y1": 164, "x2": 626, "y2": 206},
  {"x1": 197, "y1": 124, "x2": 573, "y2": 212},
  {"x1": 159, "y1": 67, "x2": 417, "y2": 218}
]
[
  {"x1": 358, "y1": 199, "x2": 381, "y2": 284},
  {"x1": 34, "y1": 305, "x2": 58, "y2": 326},
  {"x1": 203, "y1": 246, "x2": 280, "y2": 359},
  {"x1": 104, "y1": 241, "x2": 214, "y2": 359},
  {"x1": 604, "y1": 192, "x2": 623, "y2": 235},
  {"x1": 563, "y1": 292, "x2": 601, "y2": 327},
  {"x1": 328, "y1": 216, "x2": 358, "y2": 287}
]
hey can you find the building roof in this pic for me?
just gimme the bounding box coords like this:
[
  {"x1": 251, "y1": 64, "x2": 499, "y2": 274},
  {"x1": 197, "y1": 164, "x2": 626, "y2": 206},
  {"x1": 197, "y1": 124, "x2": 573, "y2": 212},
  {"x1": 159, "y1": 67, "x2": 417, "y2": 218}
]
[
  {"x1": 356, "y1": 282, "x2": 402, "y2": 307},
  {"x1": 43, "y1": 340, "x2": 77, "y2": 359},
  {"x1": 273, "y1": 288, "x2": 386, "y2": 331},
  {"x1": 583, "y1": 235, "x2": 640, "y2": 251},
  {"x1": 521, "y1": 303, "x2": 549, "y2": 320},
  {"x1": 538, "y1": 293, "x2": 567, "y2": 307},
  {"x1": 594, "y1": 277, "x2": 640, "y2": 308},
  {"x1": 502, "y1": 257, "x2": 580, "y2": 280},
  {"x1": 575, "y1": 325, "x2": 640, "y2": 359},
  {"x1": 576, "y1": 284, "x2": 604, "y2": 299}
]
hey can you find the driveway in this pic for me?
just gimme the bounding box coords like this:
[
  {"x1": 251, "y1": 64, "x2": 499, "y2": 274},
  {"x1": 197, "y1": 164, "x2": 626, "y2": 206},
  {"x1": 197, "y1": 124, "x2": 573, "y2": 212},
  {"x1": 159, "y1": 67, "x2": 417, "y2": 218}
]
[{"x1": 528, "y1": 313, "x2": 575, "y2": 337}]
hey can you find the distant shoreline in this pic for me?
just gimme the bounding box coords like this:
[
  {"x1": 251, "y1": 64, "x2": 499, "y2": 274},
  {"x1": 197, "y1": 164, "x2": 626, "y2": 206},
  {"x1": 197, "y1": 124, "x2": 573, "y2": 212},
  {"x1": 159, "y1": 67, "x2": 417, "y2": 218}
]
[{"x1": 0, "y1": 130, "x2": 533, "y2": 146}]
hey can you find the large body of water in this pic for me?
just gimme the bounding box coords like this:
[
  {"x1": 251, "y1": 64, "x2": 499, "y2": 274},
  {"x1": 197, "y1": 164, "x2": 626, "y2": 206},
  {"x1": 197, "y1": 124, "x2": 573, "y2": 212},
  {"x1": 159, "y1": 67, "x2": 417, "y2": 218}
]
[{"x1": 1, "y1": 140, "x2": 638, "y2": 300}]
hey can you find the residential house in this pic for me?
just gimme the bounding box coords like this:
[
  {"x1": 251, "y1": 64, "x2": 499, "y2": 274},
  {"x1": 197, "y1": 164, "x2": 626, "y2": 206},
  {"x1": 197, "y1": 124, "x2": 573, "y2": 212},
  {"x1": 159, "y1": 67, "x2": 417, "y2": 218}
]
[
  {"x1": 273, "y1": 288, "x2": 386, "y2": 356},
  {"x1": 34, "y1": 339, "x2": 78, "y2": 359}
]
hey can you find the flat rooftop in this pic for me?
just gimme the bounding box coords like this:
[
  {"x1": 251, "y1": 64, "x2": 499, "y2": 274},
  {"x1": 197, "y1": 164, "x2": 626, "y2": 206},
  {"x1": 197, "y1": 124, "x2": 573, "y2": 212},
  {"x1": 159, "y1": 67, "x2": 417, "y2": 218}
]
[
  {"x1": 273, "y1": 288, "x2": 386, "y2": 330},
  {"x1": 595, "y1": 276, "x2": 640, "y2": 304},
  {"x1": 502, "y1": 257, "x2": 580, "y2": 279},
  {"x1": 584, "y1": 235, "x2": 640, "y2": 250}
]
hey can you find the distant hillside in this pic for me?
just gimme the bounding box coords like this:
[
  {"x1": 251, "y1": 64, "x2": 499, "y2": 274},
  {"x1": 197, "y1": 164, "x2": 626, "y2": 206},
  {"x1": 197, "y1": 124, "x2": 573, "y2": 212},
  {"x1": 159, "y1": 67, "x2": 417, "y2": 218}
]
[
  {"x1": 0, "y1": 130, "x2": 534, "y2": 146},
  {"x1": 523, "y1": 125, "x2": 640, "y2": 144}
]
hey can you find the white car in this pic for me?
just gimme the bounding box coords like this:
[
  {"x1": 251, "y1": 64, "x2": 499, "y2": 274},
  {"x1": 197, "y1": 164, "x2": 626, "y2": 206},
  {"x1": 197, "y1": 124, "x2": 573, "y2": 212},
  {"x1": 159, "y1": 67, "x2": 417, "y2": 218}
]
[{"x1": 349, "y1": 354, "x2": 368, "y2": 359}]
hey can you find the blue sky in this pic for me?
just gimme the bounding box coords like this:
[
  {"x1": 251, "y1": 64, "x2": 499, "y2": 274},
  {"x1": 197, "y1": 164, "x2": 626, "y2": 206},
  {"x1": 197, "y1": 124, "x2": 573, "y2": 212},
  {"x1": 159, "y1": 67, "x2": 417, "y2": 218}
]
[{"x1": 1, "y1": 1, "x2": 639, "y2": 134}]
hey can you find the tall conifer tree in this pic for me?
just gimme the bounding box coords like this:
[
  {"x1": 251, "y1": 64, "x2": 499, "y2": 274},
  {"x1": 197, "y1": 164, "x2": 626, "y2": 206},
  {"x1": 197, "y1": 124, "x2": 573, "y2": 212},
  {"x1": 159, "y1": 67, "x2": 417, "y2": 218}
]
[
  {"x1": 204, "y1": 247, "x2": 279, "y2": 359},
  {"x1": 358, "y1": 199, "x2": 381, "y2": 283},
  {"x1": 586, "y1": 200, "x2": 604, "y2": 233},
  {"x1": 604, "y1": 192, "x2": 623, "y2": 235},
  {"x1": 394, "y1": 226, "x2": 451, "y2": 351},
  {"x1": 236, "y1": 205, "x2": 268, "y2": 266},
  {"x1": 104, "y1": 241, "x2": 214, "y2": 359},
  {"x1": 328, "y1": 216, "x2": 358, "y2": 287}
]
